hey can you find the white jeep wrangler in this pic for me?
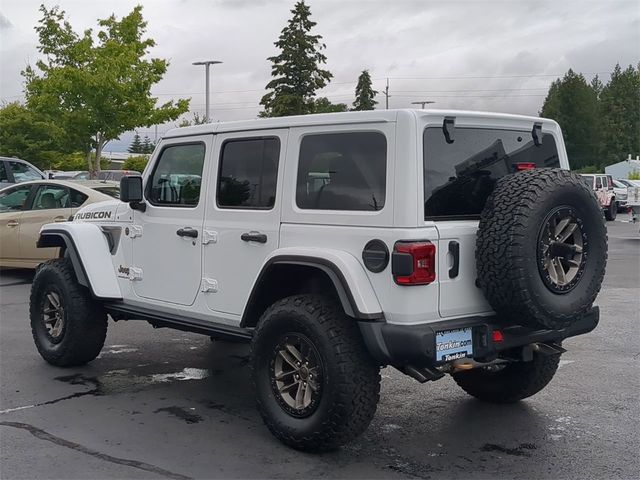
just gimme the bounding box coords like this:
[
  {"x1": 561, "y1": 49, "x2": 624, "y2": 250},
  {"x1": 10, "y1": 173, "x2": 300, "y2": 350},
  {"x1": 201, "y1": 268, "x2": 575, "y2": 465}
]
[{"x1": 30, "y1": 109, "x2": 607, "y2": 451}]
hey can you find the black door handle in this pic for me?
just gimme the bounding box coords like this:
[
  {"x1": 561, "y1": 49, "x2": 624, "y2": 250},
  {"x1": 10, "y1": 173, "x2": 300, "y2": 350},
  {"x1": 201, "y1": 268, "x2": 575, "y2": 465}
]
[
  {"x1": 241, "y1": 232, "x2": 267, "y2": 244},
  {"x1": 177, "y1": 228, "x2": 198, "y2": 238},
  {"x1": 448, "y1": 241, "x2": 460, "y2": 279}
]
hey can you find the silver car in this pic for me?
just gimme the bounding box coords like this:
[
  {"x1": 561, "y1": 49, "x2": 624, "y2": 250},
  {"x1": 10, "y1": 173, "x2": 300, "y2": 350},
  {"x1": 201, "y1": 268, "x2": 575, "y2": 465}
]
[{"x1": 0, "y1": 157, "x2": 46, "y2": 186}]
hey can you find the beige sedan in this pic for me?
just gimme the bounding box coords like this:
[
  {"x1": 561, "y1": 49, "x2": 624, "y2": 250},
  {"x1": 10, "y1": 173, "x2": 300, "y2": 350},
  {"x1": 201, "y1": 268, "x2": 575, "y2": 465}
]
[{"x1": 0, "y1": 180, "x2": 119, "y2": 268}]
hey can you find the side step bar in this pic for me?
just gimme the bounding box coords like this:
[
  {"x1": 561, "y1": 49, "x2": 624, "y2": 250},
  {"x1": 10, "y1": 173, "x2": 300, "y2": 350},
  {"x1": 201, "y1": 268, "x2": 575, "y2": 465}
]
[{"x1": 105, "y1": 303, "x2": 253, "y2": 342}]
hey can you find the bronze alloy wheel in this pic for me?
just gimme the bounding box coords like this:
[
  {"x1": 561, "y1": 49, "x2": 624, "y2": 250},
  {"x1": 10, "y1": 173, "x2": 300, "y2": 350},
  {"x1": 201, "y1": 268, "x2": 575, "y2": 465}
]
[
  {"x1": 270, "y1": 333, "x2": 323, "y2": 418},
  {"x1": 537, "y1": 206, "x2": 587, "y2": 293},
  {"x1": 42, "y1": 290, "x2": 65, "y2": 342}
]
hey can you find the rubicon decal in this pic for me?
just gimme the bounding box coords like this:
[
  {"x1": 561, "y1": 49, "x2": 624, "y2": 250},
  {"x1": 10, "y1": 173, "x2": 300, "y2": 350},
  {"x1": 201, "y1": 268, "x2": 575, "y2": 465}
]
[{"x1": 74, "y1": 211, "x2": 113, "y2": 220}]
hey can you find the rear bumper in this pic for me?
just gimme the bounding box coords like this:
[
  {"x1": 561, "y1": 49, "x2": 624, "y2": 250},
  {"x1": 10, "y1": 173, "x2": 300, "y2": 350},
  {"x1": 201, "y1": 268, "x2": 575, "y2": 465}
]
[{"x1": 358, "y1": 306, "x2": 599, "y2": 366}]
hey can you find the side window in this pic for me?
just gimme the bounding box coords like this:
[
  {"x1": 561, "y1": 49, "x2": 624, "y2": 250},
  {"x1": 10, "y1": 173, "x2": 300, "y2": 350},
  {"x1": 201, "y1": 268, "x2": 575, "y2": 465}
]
[
  {"x1": 147, "y1": 143, "x2": 205, "y2": 207},
  {"x1": 217, "y1": 137, "x2": 280, "y2": 209},
  {"x1": 595, "y1": 177, "x2": 603, "y2": 189},
  {"x1": 0, "y1": 162, "x2": 9, "y2": 183},
  {"x1": 32, "y1": 185, "x2": 70, "y2": 210},
  {"x1": 69, "y1": 188, "x2": 89, "y2": 207},
  {"x1": 0, "y1": 185, "x2": 33, "y2": 212},
  {"x1": 582, "y1": 176, "x2": 594, "y2": 188},
  {"x1": 9, "y1": 161, "x2": 42, "y2": 182},
  {"x1": 296, "y1": 132, "x2": 387, "y2": 211}
]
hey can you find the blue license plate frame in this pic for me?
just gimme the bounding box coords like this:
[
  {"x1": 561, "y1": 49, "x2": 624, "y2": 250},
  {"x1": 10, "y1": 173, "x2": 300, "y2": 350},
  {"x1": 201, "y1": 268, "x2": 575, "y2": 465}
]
[{"x1": 435, "y1": 327, "x2": 473, "y2": 362}]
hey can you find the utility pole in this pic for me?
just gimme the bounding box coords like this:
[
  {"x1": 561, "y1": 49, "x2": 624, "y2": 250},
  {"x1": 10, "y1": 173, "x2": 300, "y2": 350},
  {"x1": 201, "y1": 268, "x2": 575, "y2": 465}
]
[
  {"x1": 192, "y1": 60, "x2": 223, "y2": 122},
  {"x1": 384, "y1": 78, "x2": 391, "y2": 109},
  {"x1": 411, "y1": 101, "x2": 436, "y2": 109}
]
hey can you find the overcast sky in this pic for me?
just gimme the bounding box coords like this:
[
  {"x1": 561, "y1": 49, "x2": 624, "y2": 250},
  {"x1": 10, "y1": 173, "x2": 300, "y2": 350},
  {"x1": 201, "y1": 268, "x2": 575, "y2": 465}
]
[{"x1": 1, "y1": 0, "x2": 638, "y2": 151}]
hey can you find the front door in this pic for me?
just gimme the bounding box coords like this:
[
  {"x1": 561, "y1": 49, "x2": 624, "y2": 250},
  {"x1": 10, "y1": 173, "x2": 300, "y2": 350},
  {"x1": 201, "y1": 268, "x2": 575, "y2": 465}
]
[
  {"x1": 202, "y1": 129, "x2": 288, "y2": 318},
  {"x1": 132, "y1": 136, "x2": 211, "y2": 306}
]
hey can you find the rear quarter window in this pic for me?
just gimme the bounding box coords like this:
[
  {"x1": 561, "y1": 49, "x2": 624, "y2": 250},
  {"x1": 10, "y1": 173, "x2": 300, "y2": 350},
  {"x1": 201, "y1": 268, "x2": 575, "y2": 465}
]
[
  {"x1": 424, "y1": 127, "x2": 559, "y2": 219},
  {"x1": 296, "y1": 132, "x2": 387, "y2": 211}
]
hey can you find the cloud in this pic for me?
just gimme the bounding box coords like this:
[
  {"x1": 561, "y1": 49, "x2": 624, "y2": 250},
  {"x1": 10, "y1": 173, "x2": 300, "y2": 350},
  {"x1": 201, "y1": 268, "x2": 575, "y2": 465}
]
[
  {"x1": 2, "y1": 0, "x2": 639, "y2": 148},
  {"x1": 0, "y1": 12, "x2": 12, "y2": 30}
]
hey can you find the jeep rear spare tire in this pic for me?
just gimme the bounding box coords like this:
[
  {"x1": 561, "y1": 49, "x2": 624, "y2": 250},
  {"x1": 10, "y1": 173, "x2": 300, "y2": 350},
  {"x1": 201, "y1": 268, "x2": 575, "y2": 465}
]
[{"x1": 476, "y1": 168, "x2": 607, "y2": 330}]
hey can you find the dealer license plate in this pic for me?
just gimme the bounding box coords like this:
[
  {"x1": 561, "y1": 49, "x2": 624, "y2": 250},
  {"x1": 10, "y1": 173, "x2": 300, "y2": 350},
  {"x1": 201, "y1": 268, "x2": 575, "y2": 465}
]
[{"x1": 435, "y1": 328, "x2": 473, "y2": 362}]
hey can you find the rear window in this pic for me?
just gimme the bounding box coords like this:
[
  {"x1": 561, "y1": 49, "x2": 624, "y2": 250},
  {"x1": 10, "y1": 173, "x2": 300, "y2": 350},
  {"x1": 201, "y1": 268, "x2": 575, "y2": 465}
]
[
  {"x1": 296, "y1": 132, "x2": 387, "y2": 211},
  {"x1": 424, "y1": 127, "x2": 559, "y2": 219},
  {"x1": 93, "y1": 186, "x2": 120, "y2": 199}
]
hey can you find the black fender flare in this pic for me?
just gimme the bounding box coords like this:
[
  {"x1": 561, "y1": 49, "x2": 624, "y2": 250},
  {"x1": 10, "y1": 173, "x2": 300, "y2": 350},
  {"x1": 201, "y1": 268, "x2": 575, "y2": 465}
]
[
  {"x1": 240, "y1": 255, "x2": 384, "y2": 327},
  {"x1": 37, "y1": 231, "x2": 91, "y2": 291}
]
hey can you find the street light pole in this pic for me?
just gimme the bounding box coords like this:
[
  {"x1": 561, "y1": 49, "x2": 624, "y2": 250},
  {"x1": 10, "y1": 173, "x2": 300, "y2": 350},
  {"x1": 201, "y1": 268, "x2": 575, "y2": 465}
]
[
  {"x1": 411, "y1": 101, "x2": 436, "y2": 109},
  {"x1": 192, "y1": 60, "x2": 223, "y2": 122}
]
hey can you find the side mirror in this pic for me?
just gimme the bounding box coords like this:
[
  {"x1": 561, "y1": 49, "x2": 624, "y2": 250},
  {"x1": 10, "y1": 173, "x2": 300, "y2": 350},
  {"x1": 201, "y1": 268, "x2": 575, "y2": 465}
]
[
  {"x1": 48, "y1": 172, "x2": 55, "y2": 179},
  {"x1": 120, "y1": 175, "x2": 146, "y2": 211}
]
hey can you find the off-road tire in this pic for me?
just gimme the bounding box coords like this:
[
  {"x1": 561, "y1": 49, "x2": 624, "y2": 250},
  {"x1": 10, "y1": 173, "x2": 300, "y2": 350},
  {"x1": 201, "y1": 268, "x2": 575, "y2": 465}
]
[
  {"x1": 30, "y1": 258, "x2": 107, "y2": 367},
  {"x1": 477, "y1": 168, "x2": 607, "y2": 330},
  {"x1": 452, "y1": 353, "x2": 561, "y2": 403},
  {"x1": 250, "y1": 294, "x2": 380, "y2": 452},
  {"x1": 604, "y1": 200, "x2": 617, "y2": 221}
]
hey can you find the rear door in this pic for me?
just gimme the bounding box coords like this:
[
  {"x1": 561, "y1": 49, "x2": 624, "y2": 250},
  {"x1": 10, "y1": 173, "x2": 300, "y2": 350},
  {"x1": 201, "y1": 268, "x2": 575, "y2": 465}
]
[
  {"x1": 423, "y1": 124, "x2": 562, "y2": 318},
  {"x1": 202, "y1": 129, "x2": 287, "y2": 317},
  {"x1": 19, "y1": 184, "x2": 72, "y2": 262},
  {"x1": 0, "y1": 184, "x2": 34, "y2": 262}
]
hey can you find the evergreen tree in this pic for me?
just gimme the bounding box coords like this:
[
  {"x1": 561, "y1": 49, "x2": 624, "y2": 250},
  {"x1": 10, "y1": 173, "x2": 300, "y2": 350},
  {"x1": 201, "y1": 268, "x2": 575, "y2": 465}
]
[
  {"x1": 599, "y1": 63, "x2": 640, "y2": 166},
  {"x1": 540, "y1": 69, "x2": 600, "y2": 169},
  {"x1": 141, "y1": 135, "x2": 154, "y2": 154},
  {"x1": 352, "y1": 70, "x2": 378, "y2": 111},
  {"x1": 128, "y1": 132, "x2": 143, "y2": 153},
  {"x1": 590, "y1": 74, "x2": 604, "y2": 100},
  {"x1": 260, "y1": 1, "x2": 332, "y2": 117}
]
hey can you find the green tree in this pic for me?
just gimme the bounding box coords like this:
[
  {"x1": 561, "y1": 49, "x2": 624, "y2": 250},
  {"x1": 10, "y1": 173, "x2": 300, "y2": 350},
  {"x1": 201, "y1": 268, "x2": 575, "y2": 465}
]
[
  {"x1": 23, "y1": 5, "x2": 189, "y2": 177},
  {"x1": 128, "y1": 132, "x2": 143, "y2": 153},
  {"x1": 599, "y1": 63, "x2": 640, "y2": 166},
  {"x1": 352, "y1": 70, "x2": 378, "y2": 111},
  {"x1": 590, "y1": 74, "x2": 604, "y2": 100},
  {"x1": 260, "y1": 1, "x2": 332, "y2": 117},
  {"x1": 177, "y1": 112, "x2": 208, "y2": 127},
  {"x1": 0, "y1": 102, "x2": 69, "y2": 169},
  {"x1": 123, "y1": 155, "x2": 148, "y2": 173},
  {"x1": 141, "y1": 136, "x2": 154, "y2": 154},
  {"x1": 540, "y1": 69, "x2": 600, "y2": 169},
  {"x1": 312, "y1": 97, "x2": 347, "y2": 113}
]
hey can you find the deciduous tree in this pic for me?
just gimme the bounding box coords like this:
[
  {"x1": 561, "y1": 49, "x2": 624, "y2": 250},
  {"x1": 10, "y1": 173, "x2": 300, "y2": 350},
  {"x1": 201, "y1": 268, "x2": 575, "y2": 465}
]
[
  {"x1": 0, "y1": 102, "x2": 68, "y2": 169},
  {"x1": 23, "y1": 5, "x2": 189, "y2": 177}
]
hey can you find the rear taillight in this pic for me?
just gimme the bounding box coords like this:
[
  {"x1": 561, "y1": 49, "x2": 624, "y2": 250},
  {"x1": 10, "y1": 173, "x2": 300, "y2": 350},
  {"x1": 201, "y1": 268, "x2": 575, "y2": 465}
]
[
  {"x1": 392, "y1": 241, "x2": 436, "y2": 285},
  {"x1": 515, "y1": 162, "x2": 536, "y2": 171}
]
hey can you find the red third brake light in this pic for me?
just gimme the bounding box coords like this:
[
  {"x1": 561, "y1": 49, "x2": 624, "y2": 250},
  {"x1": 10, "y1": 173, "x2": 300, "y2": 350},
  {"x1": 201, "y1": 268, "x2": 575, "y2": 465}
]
[
  {"x1": 393, "y1": 242, "x2": 436, "y2": 285},
  {"x1": 515, "y1": 162, "x2": 536, "y2": 171},
  {"x1": 492, "y1": 330, "x2": 504, "y2": 343}
]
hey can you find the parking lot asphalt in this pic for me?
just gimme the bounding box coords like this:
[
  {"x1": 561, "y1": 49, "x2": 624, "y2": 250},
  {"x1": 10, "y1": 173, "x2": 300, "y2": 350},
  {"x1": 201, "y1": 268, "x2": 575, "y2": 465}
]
[{"x1": 1, "y1": 220, "x2": 638, "y2": 480}]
